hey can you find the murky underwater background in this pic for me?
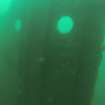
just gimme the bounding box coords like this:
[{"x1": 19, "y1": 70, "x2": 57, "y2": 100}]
[{"x1": 0, "y1": 0, "x2": 105, "y2": 105}]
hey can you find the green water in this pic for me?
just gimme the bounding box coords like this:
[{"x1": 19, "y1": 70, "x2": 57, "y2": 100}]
[{"x1": 0, "y1": 0, "x2": 105, "y2": 105}]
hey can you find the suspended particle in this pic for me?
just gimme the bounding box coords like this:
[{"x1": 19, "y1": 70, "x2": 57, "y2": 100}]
[
  {"x1": 15, "y1": 19, "x2": 22, "y2": 32},
  {"x1": 38, "y1": 57, "x2": 45, "y2": 63},
  {"x1": 57, "y1": 16, "x2": 74, "y2": 35}
]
